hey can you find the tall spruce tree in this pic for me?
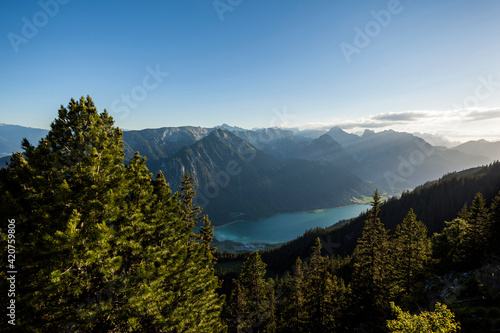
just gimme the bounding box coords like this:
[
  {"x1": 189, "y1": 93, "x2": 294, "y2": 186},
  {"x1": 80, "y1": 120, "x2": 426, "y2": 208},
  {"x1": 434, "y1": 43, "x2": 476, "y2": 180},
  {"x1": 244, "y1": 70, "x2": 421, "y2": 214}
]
[
  {"x1": 265, "y1": 278, "x2": 278, "y2": 333},
  {"x1": 230, "y1": 251, "x2": 273, "y2": 332},
  {"x1": 490, "y1": 191, "x2": 500, "y2": 255},
  {"x1": 228, "y1": 281, "x2": 245, "y2": 333},
  {"x1": 392, "y1": 209, "x2": 431, "y2": 301},
  {"x1": 432, "y1": 218, "x2": 469, "y2": 271},
  {"x1": 0, "y1": 97, "x2": 226, "y2": 332},
  {"x1": 303, "y1": 238, "x2": 347, "y2": 333},
  {"x1": 278, "y1": 257, "x2": 306, "y2": 333},
  {"x1": 433, "y1": 192, "x2": 492, "y2": 271},
  {"x1": 179, "y1": 172, "x2": 202, "y2": 230},
  {"x1": 457, "y1": 203, "x2": 469, "y2": 220},
  {"x1": 351, "y1": 190, "x2": 391, "y2": 331},
  {"x1": 200, "y1": 214, "x2": 217, "y2": 265},
  {"x1": 464, "y1": 192, "x2": 491, "y2": 266},
  {"x1": 3, "y1": 96, "x2": 125, "y2": 331}
]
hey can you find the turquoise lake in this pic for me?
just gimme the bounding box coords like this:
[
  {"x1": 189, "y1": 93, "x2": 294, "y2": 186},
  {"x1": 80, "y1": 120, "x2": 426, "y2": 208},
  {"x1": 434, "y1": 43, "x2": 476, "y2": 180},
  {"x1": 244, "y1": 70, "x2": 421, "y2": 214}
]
[{"x1": 214, "y1": 204, "x2": 370, "y2": 244}]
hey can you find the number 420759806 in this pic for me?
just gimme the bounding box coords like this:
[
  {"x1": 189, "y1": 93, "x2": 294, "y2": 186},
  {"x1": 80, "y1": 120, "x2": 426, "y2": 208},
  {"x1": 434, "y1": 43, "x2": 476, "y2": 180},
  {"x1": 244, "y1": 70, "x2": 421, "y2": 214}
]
[{"x1": 7, "y1": 219, "x2": 16, "y2": 269}]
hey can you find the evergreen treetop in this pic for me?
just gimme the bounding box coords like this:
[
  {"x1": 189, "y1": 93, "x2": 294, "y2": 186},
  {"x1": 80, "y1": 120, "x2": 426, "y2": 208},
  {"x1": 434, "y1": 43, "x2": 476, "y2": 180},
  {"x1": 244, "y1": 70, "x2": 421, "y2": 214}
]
[{"x1": 0, "y1": 96, "x2": 226, "y2": 332}]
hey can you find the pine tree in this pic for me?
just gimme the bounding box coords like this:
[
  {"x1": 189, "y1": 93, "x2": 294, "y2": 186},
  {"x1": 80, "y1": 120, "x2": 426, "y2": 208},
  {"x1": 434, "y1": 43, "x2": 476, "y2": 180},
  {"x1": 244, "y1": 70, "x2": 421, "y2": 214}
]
[
  {"x1": 0, "y1": 97, "x2": 226, "y2": 332},
  {"x1": 179, "y1": 171, "x2": 202, "y2": 230},
  {"x1": 392, "y1": 209, "x2": 431, "y2": 301},
  {"x1": 230, "y1": 251, "x2": 272, "y2": 332},
  {"x1": 265, "y1": 278, "x2": 278, "y2": 333},
  {"x1": 279, "y1": 257, "x2": 306, "y2": 332},
  {"x1": 490, "y1": 191, "x2": 500, "y2": 255},
  {"x1": 464, "y1": 192, "x2": 490, "y2": 266},
  {"x1": 200, "y1": 214, "x2": 217, "y2": 265},
  {"x1": 457, "y1": 203, "x2": 469, "y2": 220},
  {"x1": 351, "y1": 190, "x2": 391, "y2": 331},
  {"x1": 432, "y1": 218, "x2": 469, "y2": 271},
  {"x1": 5, "y1": 96, "x2": 125, "y2": 331},
  {"x1": 302, "y1": 238, "x2": 347, "y2": 332},
  {"x1": 229, "y1": 281, "x2": 246, "y2": 333}
]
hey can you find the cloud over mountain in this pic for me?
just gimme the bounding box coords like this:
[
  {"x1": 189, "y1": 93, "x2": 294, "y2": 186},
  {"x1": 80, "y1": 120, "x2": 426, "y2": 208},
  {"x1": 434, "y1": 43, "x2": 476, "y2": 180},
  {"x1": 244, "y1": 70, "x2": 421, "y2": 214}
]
[{"x1": 302, "y1": 108, "x2": 500, "y2": 142}]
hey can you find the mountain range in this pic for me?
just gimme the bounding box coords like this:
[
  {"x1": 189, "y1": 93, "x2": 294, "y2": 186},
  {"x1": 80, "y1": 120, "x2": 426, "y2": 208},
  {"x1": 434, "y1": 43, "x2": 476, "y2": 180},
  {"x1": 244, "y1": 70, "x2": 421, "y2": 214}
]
[
  {"x1": 451, "y1": 139, "x2": 500, "y2": 162},
  {"x1": 0, "y1": 124, "x2": 49, "y2": 157},
  {"x1": 149, "y1": 129, "x2": 374, "y2": 224},
  {"x1": 2, "y1": 122, "x2": 499, "y2": 225}
]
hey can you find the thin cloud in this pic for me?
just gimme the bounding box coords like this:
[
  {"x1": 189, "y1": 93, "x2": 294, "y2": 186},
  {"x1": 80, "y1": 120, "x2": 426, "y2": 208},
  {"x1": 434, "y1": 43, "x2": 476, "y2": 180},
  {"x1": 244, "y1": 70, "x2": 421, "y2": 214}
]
[
  {"x1": 464, "y1": 109, "x2": 500, "y2": 121},
  {"x1": 373, "y1": 111, "x2": 429, "y2": 122},
  {"x1": 339, "y1": 121, "x2": 393, "y2": 129},
  {"x1": 295, "y1": 108, "x2": 500, "y2": 142}
]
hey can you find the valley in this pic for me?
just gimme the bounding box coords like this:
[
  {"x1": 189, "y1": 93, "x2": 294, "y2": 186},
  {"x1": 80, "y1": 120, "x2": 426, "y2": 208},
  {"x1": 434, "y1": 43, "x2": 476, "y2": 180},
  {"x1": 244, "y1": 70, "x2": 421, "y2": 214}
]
[
  {"x1": 2, "y1": 107, "x2": 499, "y2": 332},
  {"x1": 2, "y1": 122, "x2": 497, "y2": 228}
]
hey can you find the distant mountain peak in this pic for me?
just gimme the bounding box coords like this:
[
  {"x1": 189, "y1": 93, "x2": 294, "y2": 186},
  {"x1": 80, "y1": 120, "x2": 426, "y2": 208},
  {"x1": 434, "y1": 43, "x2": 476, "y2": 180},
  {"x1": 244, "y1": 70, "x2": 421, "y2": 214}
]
[
  {"x1": 412, "y1": 132, "x2": 461, "y2": 148},
  {"x1": 316, "y1": 133, "x2": 339, "y2": 144},
  {"x1": 326, "y1": 127, "x2": 360, "y2": 146},
  {"x1": 362, "y1": 129, "x2": 375, "y2": 137},
  {"x1": 452, "y1": 139, "x2": 500, "y2": 162},
  {"x1": 308, "y1": 134, "x2": 343, "y2": 154},
  {"x1": 210, "y1": 127, "x2": 232, "y2": 138},
  {"x1": 203, "y1": 127, "x2": 253, "y2": 149},
  {"x1": 216, "y1": 124, "x2": 246, "y2": 132},
  {"x1": 329, "y1": 126, "x2": 346, "y2": 132}
]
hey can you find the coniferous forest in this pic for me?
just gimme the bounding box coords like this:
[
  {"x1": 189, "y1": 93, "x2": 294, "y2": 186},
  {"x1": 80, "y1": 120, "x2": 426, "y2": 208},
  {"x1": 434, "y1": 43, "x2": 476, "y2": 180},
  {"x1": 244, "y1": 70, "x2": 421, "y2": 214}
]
[{"x1": 1, "y1": 97, "x2": 500, "y2": 332}]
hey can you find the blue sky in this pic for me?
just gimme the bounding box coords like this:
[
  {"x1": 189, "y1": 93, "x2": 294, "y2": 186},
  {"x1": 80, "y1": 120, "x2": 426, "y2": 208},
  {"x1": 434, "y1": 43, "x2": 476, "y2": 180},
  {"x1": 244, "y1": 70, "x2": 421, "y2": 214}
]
[{"x1": 1, "y1": 0, "x2": 499, "y2": 141}]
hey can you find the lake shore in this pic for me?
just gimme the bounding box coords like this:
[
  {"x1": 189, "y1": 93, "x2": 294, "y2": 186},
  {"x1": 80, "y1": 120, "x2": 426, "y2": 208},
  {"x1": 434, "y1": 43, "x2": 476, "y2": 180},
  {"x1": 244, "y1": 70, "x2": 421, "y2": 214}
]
[
  {"x1": 214, "y1": 204, "x2": 370, "y2": 245},
  {"x1": 214, "y1": 203, "x2": 369, "y2": 229}
]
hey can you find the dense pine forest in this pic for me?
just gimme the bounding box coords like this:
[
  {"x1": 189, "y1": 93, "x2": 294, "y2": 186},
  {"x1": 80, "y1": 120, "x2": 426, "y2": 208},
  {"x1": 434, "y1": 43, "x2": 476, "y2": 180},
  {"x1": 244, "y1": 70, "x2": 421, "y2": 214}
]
[
  {"x1": 219, "y1": 189, "x2": 500, "y2": 332},
  {"x1": 1, "y1": 97, "x2": 499, "y2": 332}
]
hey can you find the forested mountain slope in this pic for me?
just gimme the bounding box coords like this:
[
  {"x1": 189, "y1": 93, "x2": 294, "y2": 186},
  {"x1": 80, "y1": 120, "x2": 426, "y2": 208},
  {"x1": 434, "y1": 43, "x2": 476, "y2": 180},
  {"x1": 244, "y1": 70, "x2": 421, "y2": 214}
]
[{"x1": 257, "y1": 161, "x2": 500, "y2": 274}]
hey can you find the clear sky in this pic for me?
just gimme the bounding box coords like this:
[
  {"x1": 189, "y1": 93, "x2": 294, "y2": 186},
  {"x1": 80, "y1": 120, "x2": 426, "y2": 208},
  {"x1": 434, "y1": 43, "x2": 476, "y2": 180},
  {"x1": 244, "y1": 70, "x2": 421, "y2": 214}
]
[{"x1": 1, "y1": 0, "x2": 499, "y2": 141}]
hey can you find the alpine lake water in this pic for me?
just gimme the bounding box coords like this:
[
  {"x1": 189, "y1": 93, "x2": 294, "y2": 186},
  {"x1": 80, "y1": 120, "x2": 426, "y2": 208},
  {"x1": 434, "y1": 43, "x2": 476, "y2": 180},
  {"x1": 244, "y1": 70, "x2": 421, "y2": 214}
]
[{"x1": 213, "y1": 204, "x2": 370, "y2": 246}]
